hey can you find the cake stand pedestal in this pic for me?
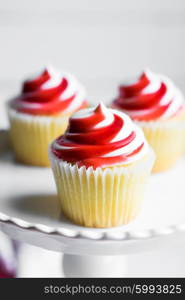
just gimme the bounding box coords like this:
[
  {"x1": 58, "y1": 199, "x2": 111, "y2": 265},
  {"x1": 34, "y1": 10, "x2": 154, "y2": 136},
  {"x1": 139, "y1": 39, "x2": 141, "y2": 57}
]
[
  {"x1": 63, "y1": 255, "x2": 127, "y2": 277},
  {"x1": 1, "y1": 133, "x2": 185, "y2": 277},
  {"x1": 0, "y1": 218, "x2": 185, "y2": 277}
]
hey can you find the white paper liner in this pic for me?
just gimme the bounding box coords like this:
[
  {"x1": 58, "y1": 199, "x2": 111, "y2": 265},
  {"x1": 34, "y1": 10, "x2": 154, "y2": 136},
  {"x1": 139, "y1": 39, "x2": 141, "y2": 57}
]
[
  {"x1": 49, "y1": 148, "x2": 155, "y2": 228},
  {"x1": 136, "y1": 117, "x2": 185, "y2": 172},
  {"x1": 8, "y1": 107, "x2": 69, "y2": 166}
]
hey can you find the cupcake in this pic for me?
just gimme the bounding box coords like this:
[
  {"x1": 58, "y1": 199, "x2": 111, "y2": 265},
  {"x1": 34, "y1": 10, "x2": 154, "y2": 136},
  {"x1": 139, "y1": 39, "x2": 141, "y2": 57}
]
[
  {"x1": 49, "y1": 103, "x2": 155, "y2": 228},
  {"x1": 8, "y1": 67, "x2": 87, "y2": 166},
  {"x1": 112, "y1": 69, "x2": 185, "y2": 173}
]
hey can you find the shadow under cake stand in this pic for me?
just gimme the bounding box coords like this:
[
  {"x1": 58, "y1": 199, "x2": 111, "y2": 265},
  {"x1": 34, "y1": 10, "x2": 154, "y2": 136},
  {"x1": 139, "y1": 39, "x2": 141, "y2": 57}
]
[{"x1": 0, "y1": 141, "x2": 185, "y2": 277}]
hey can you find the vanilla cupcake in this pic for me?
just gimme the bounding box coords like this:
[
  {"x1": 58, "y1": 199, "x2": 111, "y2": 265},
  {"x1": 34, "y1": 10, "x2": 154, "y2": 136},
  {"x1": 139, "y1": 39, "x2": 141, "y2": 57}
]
[
  {"x1": 8, "y1": 67, "x2": 87, "y2": 166},
  {"x1": 49, "y1": 103, "x2": 155, "y2": 228},
  {"x1": 112, "y1": 70, "x2": 185, "y2": 173}
]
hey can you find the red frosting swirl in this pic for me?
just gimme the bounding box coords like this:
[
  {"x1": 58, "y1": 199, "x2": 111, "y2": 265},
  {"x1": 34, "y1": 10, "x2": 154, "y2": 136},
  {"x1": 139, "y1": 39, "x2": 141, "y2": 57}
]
[
  {"x1": 51, "y1": 103, "x2": 147, "y2": 169},
  {"x1": 112, "y1": 70, "x2": 184, "y2": 121},
  {"x1": 10, "y1": 67, "x2": 87, "y2": 115}
]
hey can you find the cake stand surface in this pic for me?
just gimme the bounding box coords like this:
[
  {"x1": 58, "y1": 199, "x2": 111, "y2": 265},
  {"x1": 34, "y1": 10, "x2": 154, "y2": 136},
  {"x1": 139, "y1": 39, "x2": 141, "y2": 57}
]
[{"x1": 1, "y1": 131, "x2": 185, "y2": 276}]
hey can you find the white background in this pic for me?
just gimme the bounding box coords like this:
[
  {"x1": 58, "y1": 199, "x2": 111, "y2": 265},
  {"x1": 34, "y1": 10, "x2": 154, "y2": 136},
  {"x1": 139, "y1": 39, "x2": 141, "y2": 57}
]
[
  {"x1": 0, "y1": 0, "x2": 185, "y2": 277},
  {"x1": 0, "y1": 0, "x2": 185, "y2": 99}
]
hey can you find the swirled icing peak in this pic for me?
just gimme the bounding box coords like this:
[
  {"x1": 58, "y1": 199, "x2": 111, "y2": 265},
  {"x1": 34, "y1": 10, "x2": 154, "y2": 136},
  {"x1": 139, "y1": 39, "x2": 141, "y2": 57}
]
[
  {"x1": 112, "y1": 69, "x2": 184, "y2": 121},
  {"x1": 51, "y1": 102, "x2": 149, "y2": 169},
  {"x1": 11, "y1": 66, "x2": 87, "y2": 115}
]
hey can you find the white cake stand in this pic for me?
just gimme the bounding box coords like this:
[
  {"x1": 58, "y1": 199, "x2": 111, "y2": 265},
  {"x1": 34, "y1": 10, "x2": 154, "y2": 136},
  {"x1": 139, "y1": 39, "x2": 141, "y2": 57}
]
[{"x1": 0, "y1": 131, "x2": 185, "y2": 277}]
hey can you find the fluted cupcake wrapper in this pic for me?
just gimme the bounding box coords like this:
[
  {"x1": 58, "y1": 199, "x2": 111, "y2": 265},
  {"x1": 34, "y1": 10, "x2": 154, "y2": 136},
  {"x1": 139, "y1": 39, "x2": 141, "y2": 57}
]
[
  {"x1": 8, "y1": 108, "x2": 70, "y2": 166},
  {"x1": 137, "y1": 117, "x2": 185, "y2": 173},
  {"x1": 49, "y1": 149, "x2": 155, "y2": 228}
]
